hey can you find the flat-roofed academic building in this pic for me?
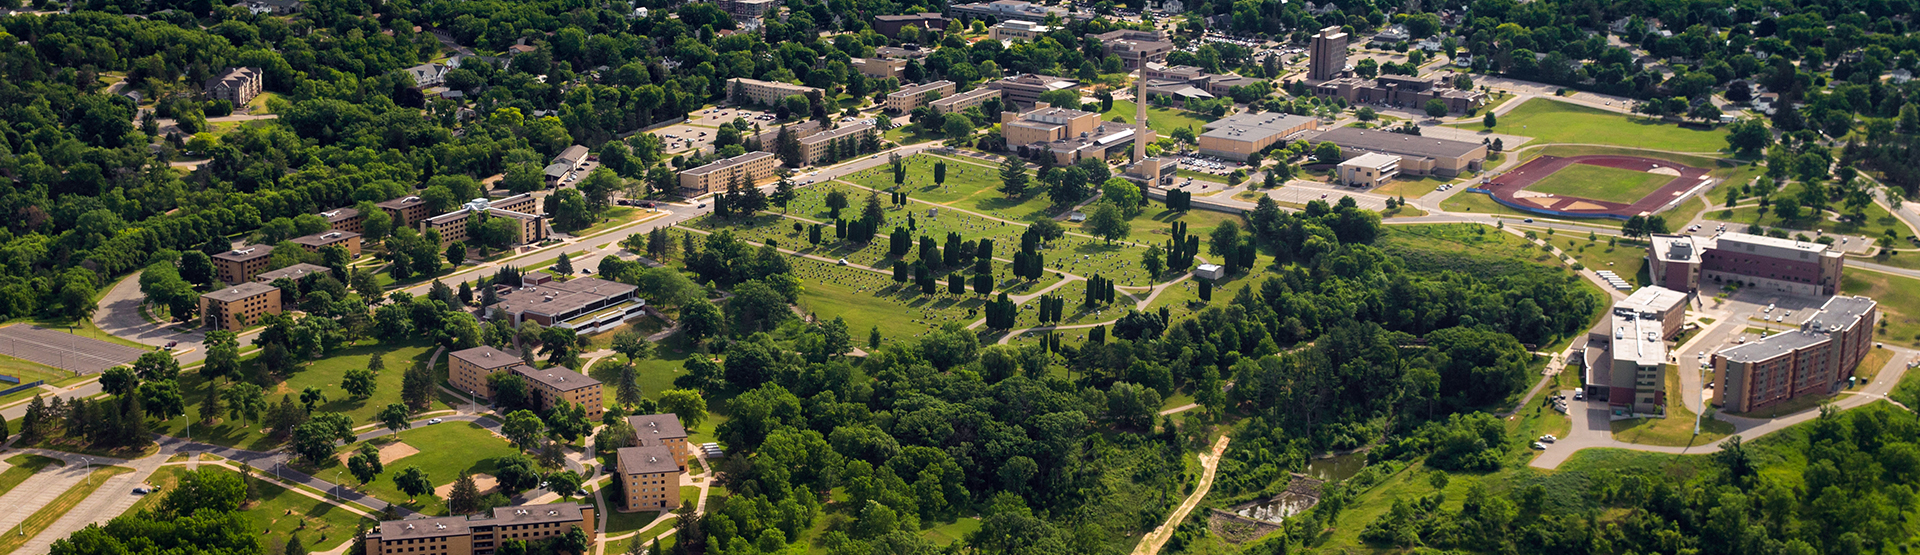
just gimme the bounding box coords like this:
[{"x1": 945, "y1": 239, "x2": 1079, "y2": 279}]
[
  {"x1": 199, "y1": 281, "x2": 282, "y2": 331},
  {"x1": 1308, "y1": 127, "x2": 1487, "y2": 177},
  {"x1": 678, "y1": 151, "x2": 778, "y2": 197}
]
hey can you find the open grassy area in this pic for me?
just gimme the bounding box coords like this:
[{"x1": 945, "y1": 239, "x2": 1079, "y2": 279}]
[
  {"x1": 1100, "y1": 99, "x2": 1212, "y2": 137},
  {"x1": 1371, "y1": 175, "x2": 1454, "y2": 198},
  {"x1": 0, "y1": 354, "x2": 78, "y2": 406},
  {"x1": 882, "y1": 123, "x2": 944, "y2": 146},
  {"x1": 602, "y1": 506, "x2": 663, "y2": 536},
  {"x1": 324, "y1": 420, "x2": 520, "y2": 515},
  {"x1": 922, "y1": 517, "x2": 983, "y2": 546},
  {"x1": 135, "y1": 466, "x2": 366, "y2": 552},
  {"x1": 154, "y1": 340, "x2": 448, "y2": 450},
  {"x1": 1101, "y1": 206, "x2": 1244, "y2": 247},
  {"x1": 1563, "y1": 238, "x2": 1647, "y2": 284},
  {"x1": 617, "y1": 516, "x2": 680, "y2": 553},
  {"x1": 1610, "y1": 365, "x2": 1732, "y2": 446},
  {"x1": 1707, "y1": 196, "x2": 1909, "y2": 241},
  {"x1": 1449, "y1": 98, "x2": 1732, "y2": 152},
  {"x1": 1523, "y1": 163, "x2": 1680, "y2": 204},
  {"x1": 1439, "y1": 191, "x2": 1625, "y2": 229},
  {"x1": 0, "y1": 454, "x2": 64, "y2": 496},
  {"x1": 0, "y1": 465, "x2": 134, "y2": 553},
  {"x1": 837, "y1": 154, "x2": 1070, "y2": 225},
  {"x1": 1842, "y1": 270, "x2": 1920, "y2": 348},
  {"x1": 1852, "y1": 345, "x2": 1896, "y2": 384}
]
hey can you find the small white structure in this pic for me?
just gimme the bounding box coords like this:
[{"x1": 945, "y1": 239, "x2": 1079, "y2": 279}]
[
  {"x1": 1195, "y1": 263, "x2": 1225, "y2": 280},
  {"x1": 1338, "y1": 152, "x2": 1400, "y2": 188}
]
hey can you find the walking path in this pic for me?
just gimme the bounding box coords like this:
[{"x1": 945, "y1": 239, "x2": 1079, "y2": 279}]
[{"x1": 1131, "y1": 435, "x2": 1230, "y2": 555}]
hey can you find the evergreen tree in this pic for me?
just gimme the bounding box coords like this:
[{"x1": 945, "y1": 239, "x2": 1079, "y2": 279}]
[{"x1": 555, "y1": 253, "x2": 574, "y2": 275}]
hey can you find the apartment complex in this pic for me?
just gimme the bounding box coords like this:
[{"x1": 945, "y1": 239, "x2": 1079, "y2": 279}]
[
  {"x1": 212, "y1": 245, "x2": 275, "y2": 284},
  {"x1": 1580, "y1": 286, "x2": 1689, "y2": 415},
  {"x1": 447, "y1": 345, "x2": 522, "y2": 399},
  {"x1": 678, "y1": 151, "x2": 778, "y2": 197},
  {"x1": 199, "y1": 282, "x2": 282, "y2": 331},
  {"x1": 419, "y1": 194, "x2": 547, "y2": 249},
  {"x1": 851, "y1": 57, "x2": 906, "y2": 79},
  {"x1": 1648, "y1": 232, "x2": 1846, "y2": 297},
  {"x1": 986, "y1": 74, "x2": 1077, "y2": 108},
  {"x1": 291, "y1": 230, "x2": 362, "y2": 257},
  {"x1": 362, "y1": 503, "x2": 596, "y2": 555},
  {"x1": 989, "y1": 20, "x2": 1053, "y2": 41},
  {"x1": 254, "y1": 263, "x2": 331, "y2": 284},
  {"x1": 948, "y1": 0, "x2": 1085, "y2": 22},
  {"x1": 516, "y1": 364, "x2": 604, "y2": 420},
  {"x1": 205, "y1": 67, "x2": 264, "y2": 106},
  {"x1": 616, "y1": 414, "x2": 692, "y2": 512},
  {"x1": 727, "y1": 77, "x2": 822, "y2": 107},
  {"x1": 318, "y1": 207, "x2": 365, "y2": 234},
  {"x1": 1715, "y1": 296, "x2": 1878, "y2": 412},
  {"x1": 1307, "y1": 26, "x2": 1348, "y2": 80},
  {"x1": 1093, "y1": 29, "x2": 1174, "y2": 69},
  {"x1": 872, "y1": 13, "x2": 948, "y2": 37},
  {"x1": 378, "y1": 195, "x2": 433, "y2": 229},
  {"x1": 1197, "y1": 112, "x2": 1319, "y2": 159},
  {"x1": 1312, "y1": 75, "x2": 1488, "y2": 113},
  {"x1": 886, "y1": 80, "x2": 956, "y2": 112},
  {"x1": 1003, "y1": 105, "x2": 1147, "y2": 165},
  {"x1": 1308, "y1": 127, "x2": 1487, "y2": 177},
  {"x1": 930, "y1": 87, "x2": 1002, "y2": 114},
  {"x1": 795, "y1": 122, "x2": 876, "y2": 165},
  {"x1": 1338, "y1": 152, "x2": 1400, "y2": 187},
  {"x1": 485, "y1": 276, "x2": 646, "y2": 333}
]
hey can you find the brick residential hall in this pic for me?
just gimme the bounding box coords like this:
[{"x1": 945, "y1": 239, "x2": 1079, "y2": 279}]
[
  {"x1": 1714, "y1": 296, "x2": 1878, "y2": 413},
  {"x1": 254, "y1": 263, "x2": 332, "y2": 284},
  {"x1": 1580, "y1": 286, "x2": 1688, "y2": 416},
  {"x1": 678, "y1": 151, "x2": 778, "y2": 197},
  {"x1": 617, "y1": 414, "x2": 691, "y2": 512},
  {"x1": 212, "y1": 245, "x2": 275, "y2": 284},
  {"x1": 886, "y1": 80, "x2": 957, "y2": 112},
  {"x1": 378, "y1": 195, "x2": 433, "y2": 229},
  {"x1": 199, "y1": 281, "x2": 282, "y2": 331},
  {"x1": 443, "y1": 345, "x2": 603, "y2": 419},
  {"x1": 362, "y1": 502, "x2": 596, "y2": 555},
  {"x1": 318, "y1": 206, "x2": 365, "y2": 234},
  {"x1": 1648, "y1": 232, "x2": 1846, "y2": 297},
  {"x1": 205, "y1": 67, "x2": 264, "y2": 106},
  {"x1": 420, "y1": 194, "x2": 549, "y2": 248},
  {"x1": 291, "y1": 229, "x2": 362, "y2": 257}
]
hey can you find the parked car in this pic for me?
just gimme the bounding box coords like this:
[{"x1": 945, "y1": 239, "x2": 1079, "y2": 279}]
[
  {"x1": 1531, "y1": 442, "x2": 1548, "y2": 450},
  {"x1": 1573, "y1": 390, "x2": 1584, "y2": 400},
  {"x1": 164, "y1": 340, "x2": 178, "y2": 349},
  {"x1": 1539, "y1": 434, "x2": 1557, "y2": 443},
  {"x1": 427, "y1": 418, "x2": 443, "y2": 425}
]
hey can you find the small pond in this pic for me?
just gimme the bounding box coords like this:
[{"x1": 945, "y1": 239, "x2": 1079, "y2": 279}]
[{"x1": 1306, "y1": 452, "x2": 1367, "y2": 482}]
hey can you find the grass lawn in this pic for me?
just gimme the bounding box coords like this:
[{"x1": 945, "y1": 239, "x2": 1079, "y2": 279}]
[
  {"x1": 320, "y1": 420, "x2": 521, "y2": 514},
  {"x1": 883, "y1": 124, "x2": 944, "y2": 146},
  {"x1": 922, "y1": 517, "x2": 982, "y2": 546},
  {"x1": 791, "y1": 257, "x2": 992, "y2": 346},
  {"x1": 1523, "y1": 163, "x2": 1679, "y2": 204},
  {"x1": 1382, "y1": 205, "x2": 1429, "y2": 218},
  {"x1": 1534, "y1": 145, "x2": 1734, "y2": 170},
  {"x1": 601, "y1": 505, "x2": 663, "y2": 536},
  {"x1": 0, "y1": 465, "x2": 134, "y2": 553},
  {"x1": 1563, "y1": 240, "x2": 1647, "y2": 283},
  {"x1": 1448, "y1": 98, "x2": 1731, "y2": 152},
  {"x1": 569, "y1": 206, "x2": 656, "y2": 238},
  {"x1": 135, "y1": 466, "x2": 366, "y2": 552},
  {"x1": 589, "y1": 349, "x2": 687, "y2": 403},
  {"x1": 1852, "y1": 345, "x2": 1896, "y2": 384},
  {"x1": 17, "y1": 316, "x2": 156, "y2": 351},
  {"x1": 1707, "y1": 197, "x2": 1908, "y2": 241},
  {"x1": 1101, "y1": 207, "x2": 1244, "y2": 246},
  {"x1": 617, "y1": 515, "x2": 680, "y2": 553},
  {"x1": 1174, "y1": 169, "x2": 1229, "y2": 184},
  {"x1": 1610, "y1": 365, "x2": 1733, "y2": 446},
  {"x1": 1100, "y1": 100, "x2": 1211, "y2": 137},
  {"x1": 0, "y1": 354, "x2": 80, "y2": 406},
  {"x1": 0, "y1": 454, "x2": 63, "y2": 496},
  {"x1": 837, "y1": 154, "x2": 1072, "y2": 224},
  {"x1": 1842, "y1": 270, "x2": 1920, "y2": 348},
  {"x1": 154, "y1": 340, "x2": 448, "y2": 450},
  {"x1": 1372, "y1": 175, "x2": 1454, "y2": 198}
]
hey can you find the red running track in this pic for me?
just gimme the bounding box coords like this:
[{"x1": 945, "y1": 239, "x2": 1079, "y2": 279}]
[{"x1": 1479, "y1": 155, "x2": 1712, "y2": 218}]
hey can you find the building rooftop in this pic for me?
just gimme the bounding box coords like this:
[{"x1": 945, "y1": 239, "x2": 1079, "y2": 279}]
[
  {"x1": 1807, "y1": 295, "x2": 1876, "y2": 333},
  {"x1": 291, "y1": 230, "x2": 360, "y2": 247},
  {"x1": 255, "y1": 263, "x2": 332, "y2": 282},
  {"x1": 476, "y1": 503, "x2": 591, "y2": 527},
  {"x1": 797, "y1": 122, "x2": 875, "y2": 146},
  {"x1": 319, "y1": 207, "x2": 360, "y2": 223},
  {"x1": 1199, "y1": 112, "x2": 1317, "y2": 143},
  {"x1": 628, "y1": 413, "x2": 688, "y2": 441},
  {"x1": 874, "y1": 12, "x2": 944, "y2": 22},
  {"x1": 203, "y1": 281, "x2": 281, "y2": 302},
  {"x1": 1650, "y1": 234, "x2": 1700, "y2": 263},
  {"x1": 617, "y1": 445, "x2": 681, "y2": 474},
  {"x1": 1620, "y1": 285, "x2": 1688, "y2": 315},
  {"x1": 1714, "y1": 231, "x2": 1833, "y2": 256},
  {"x1": 1609, "y1": 306, "x2": 1667, "y2": 367},
  {"x1": 212, "y1": 245, "x2": 273, "y2": 262},
  {"x1": 513, "y1": 364, "x2": 600, "y2": 392},
  {"x1": 492, "y1": 277, "x2": 640, "y2": 318},
  {"x1": 377, "y1": 195, "x2": 426, "y2": 210},
  {"x1": 1309, "y1": 127, "x2": 1485, "y2": 159},
  {"x1": 930, "y1": 87, "x2": 1002, "y2": 108},
  {"x1": 376, "y1": 515, "x2": 470, "y2": 541},
  {"x1": 554, "y1": 145, "x2": 590, "y2": 165},
  {"x1": 449, "y1": 345, "x2": 521, "y2": 369},
  {"x1": 1719, "y1": 328, "x2": 1830, "y2": 363},
  {"x1": 682, "y1": 151, "x2": 775, "y2": 176},
  {"x1": 1341, "y1": 152, "x2": 1401, "y2": 168},
  {"x1": 990, "y1": 74, "x2": 1077, "y2": 91},
  {"x1": 890, "y1": 80, "x2": 955, "y2": 99}
]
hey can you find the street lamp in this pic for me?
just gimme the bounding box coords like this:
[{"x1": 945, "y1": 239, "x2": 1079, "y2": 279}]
[{"x1": 81, "y1": 457, "x2": 93, "y2": 485}]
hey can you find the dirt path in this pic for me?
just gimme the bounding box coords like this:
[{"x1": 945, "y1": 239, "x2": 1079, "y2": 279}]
[{"x1": 1132, "y1": 435, "x2": 1230, "y2": 555}]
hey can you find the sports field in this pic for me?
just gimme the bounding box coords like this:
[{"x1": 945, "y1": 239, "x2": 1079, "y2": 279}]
[
  {"x1": 1451, "y1": 98, "x2": 1730, "y2": 152},
  {"x1": 1524, "y1": 164, "x2": 1677, "y2": 204}
]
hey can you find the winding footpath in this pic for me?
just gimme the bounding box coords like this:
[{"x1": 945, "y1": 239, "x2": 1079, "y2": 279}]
[{"x1": 1131, "y1": 435, "x2": 1231, "y2": 555}]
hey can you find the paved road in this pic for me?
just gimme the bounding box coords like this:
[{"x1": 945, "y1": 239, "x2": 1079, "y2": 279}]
[
  {"x1": 18, "y1": 452, "x2": 168, "y2": 555},
  {"x1": 0, "y1": 455, "x2": 93, "y2": 537}
]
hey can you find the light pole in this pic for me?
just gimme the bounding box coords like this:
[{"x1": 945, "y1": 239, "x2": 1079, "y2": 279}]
[{"x1": 81, "y1": 457, "x2": 93, "y2": 485}]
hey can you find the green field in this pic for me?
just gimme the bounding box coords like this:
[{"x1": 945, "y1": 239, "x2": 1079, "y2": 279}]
[
  {"x1": 133, "y1": 466, "x2": 366, "y2": 552},
  {"x1": 0, "y1": 454, "x2": 63, "y2": 496},
  {"x1": 1100, "y1": 99, "x2": 1211, "y2": 138},
  {"x1": 1523, "y1": 163, "x2": 1678, "y2": 204},
  {"x1": 1842, "y1": 270, "x2": 1920, "y2": 348},
  {"x1": 329, "y1": 420, "x2": 521, "y2": 514},
  {"x1": 1440, "y1": 191, "x2": 1623, "y2": 229},
  {"x1": 837, "y1": 155, "x2": 1066, "y2": 224},
  {"x1": 0, "y1": 354, "x2": 76, "y2": 406},
  {"x1": 154, "y1": 340, "x2": 450, "y2": 450},
  {"x1": 1449, "y1": 98, "x2": 1732, "y2": 152},
  {"x1": 1610, "y1": 366, "x2": 1733, "y2": 446}
]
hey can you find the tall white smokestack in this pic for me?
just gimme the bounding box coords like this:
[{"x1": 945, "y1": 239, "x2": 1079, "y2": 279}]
[{"x1": 1134, "y1": 75, "x2": 1148, "y2": 161}]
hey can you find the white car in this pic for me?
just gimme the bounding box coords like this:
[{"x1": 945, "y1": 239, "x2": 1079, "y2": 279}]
[
  {"x1": 1539, "y1": 434, "x2": 1557, "y2": 443},
  {"x1": 427, "y1": 418, "x2": 443, "y2": 424},
  {"x1": 1531, "y1": 442, "x2": 1548, "y2": 450}
]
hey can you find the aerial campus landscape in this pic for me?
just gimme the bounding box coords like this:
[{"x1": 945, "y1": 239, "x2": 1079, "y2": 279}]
[{"x1": 5, "y1": 1, "x2": 1920, "y2": 555}]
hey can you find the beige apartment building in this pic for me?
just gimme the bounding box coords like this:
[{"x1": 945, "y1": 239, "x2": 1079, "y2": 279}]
[
  {"x1": 727, "y1": 77, "x2": 822, "y2": 107},
  {"x1": 199, "y1": 282, "x2": 282, "y2": 331},
  {"x1": 447, "y1": 345, "x2": 522, "y2": 400},
  {"x1": 291, "y1": 230, "x2": 362, "y2": 257},
  {"x1": 616, "y1": 446, "x2": 682, "y2": 512},
  {"x1": 930, "y1": 87, "x2": 1000, "y2": 115},
  {"x1": 795, "y1": 122, "x2": 875, "y2": 165},
  {"x1": 420, "y1": 194, "x2": 547, "y2": 248},
  {"x1": 989, "y1": 20, "x2": 1054, "y2": 41},
  {"x1": 212, "y1": 245, "x2": 274, "y2": 285},
  {"x1": 378, "y1": 195, "x2": 433, "y2": 229},
  {"x1": 205, "y1": 67, "x2": 264, "y2": 106},
  {"x1": 1002, "y1": 105, "x2": 1146, "y2": 165},
  {"x1": 886, "y1": 80, "x2": 956, "y2": 113},
  {"x1": 515, "y1": 364, "x2": 604, "y2": 420},
  {"x1": 1309, "y1": 127, "x2": 1487, "y2": 177},
  {"x1": 851, "y1": 58, "x2": 906, "y2": 80},
  {"x1": 362, "y1": 503, "x2": 596, "y2": 555},
  {"x1": 627, "y1": 414, "x2": 690, "y2": 466},
  {"x1": 678, "y1": 151, "x2": 778, "y2": 197}
]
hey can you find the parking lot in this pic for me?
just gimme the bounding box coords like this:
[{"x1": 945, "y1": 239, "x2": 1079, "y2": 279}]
[
  {"x1": 650, "y1": 124, "x2": 716, "y2": 156},
  {"x1": 0, "y1": 324, "x2": 149, "y2": 374},
  {"x1": 688, "y1": 107, "x2": 775, "y2": 128}
]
